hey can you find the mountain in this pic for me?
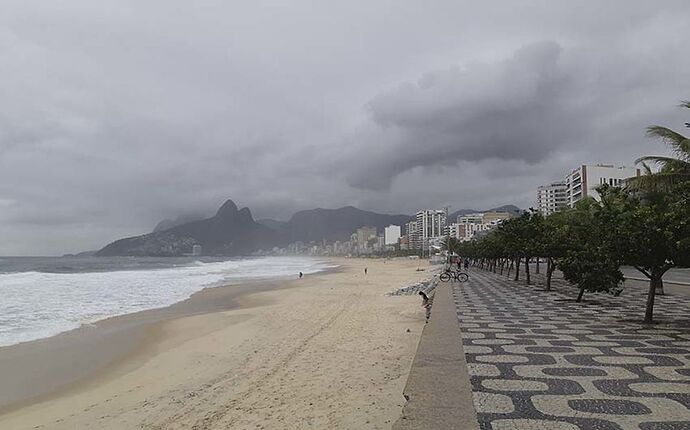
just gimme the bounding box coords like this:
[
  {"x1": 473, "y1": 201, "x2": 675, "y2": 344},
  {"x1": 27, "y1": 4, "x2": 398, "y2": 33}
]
[
  {"x1": 283, "y1": 206, "x2": 414, "y2": 243},
  {"x1": 96, "y1": 200, "x2": 522, "y2": 257},
  {"x1": 96, "y1": 200, "x2": 281, "y2": 256},
  {"x1": 152, "y1": 213, "x2": 206, "y2": 232},
  {"x1": 448, "y1": 204, "x2": 522, "y2": 222},
  {"x1": 257, "y1": 218, "x2": 287, "y2": 230}
]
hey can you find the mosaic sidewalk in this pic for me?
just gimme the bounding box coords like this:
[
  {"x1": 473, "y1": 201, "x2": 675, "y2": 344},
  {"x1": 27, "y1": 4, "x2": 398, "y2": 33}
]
[{"x1": 453, "y1": 269, "x2": 690, "y2": 430}]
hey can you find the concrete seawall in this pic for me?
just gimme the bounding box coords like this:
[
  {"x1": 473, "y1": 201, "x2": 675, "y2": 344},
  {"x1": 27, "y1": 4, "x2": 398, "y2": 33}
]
[{"x1": 393, "y1": 282, "x2": 479, "y2": 430}]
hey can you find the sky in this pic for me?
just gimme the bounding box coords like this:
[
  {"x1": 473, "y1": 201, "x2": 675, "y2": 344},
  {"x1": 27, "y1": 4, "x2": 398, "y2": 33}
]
[{"x1": 1, "y1": 1, "x2": 689, "y2": 255}]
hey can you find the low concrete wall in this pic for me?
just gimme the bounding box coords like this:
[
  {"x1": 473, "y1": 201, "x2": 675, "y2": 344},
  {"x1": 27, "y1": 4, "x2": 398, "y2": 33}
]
[
  {"x1": 624, "y1": 276, "x2": 690, "y2": 287},
  {"x1": 393, "y1": 283, "x2": 479, "y2": 430}
]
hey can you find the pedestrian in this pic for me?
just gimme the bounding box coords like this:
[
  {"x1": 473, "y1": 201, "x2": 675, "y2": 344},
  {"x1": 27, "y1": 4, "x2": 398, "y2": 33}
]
[
  {"x1": 419, "y1": 291, "x2": 431, "y2": 322},
  {"x1": 364, "y1": 267, "x2": 368, "y2": 275},
  {"x1": 457, "y1": 260, "x2": 462, "y2": 270},
  {"x1": 299, "y1": 271, "x2": 303, "y2": 279},
  {"x1": 464, "y1": 259, "x2": 469, "y2": 270}
]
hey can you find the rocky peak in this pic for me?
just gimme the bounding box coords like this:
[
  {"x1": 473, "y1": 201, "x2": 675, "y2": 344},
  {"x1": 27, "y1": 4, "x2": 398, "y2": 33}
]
[
  {"x1": 237, "y1": 207, "x2": 254, "y2": 223},
  {"x1": 215, "y1": 199, "x2": 239, "y2": 218}
]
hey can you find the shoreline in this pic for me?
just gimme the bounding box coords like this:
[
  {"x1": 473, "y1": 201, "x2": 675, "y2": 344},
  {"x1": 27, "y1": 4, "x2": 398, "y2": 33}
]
[
  {"x1": 0, "y1": 257, "x2": 429, "y2": 429},
  {"x1": 0, "y1": 266, "x2": 339, "y2": 412},
  {"x1": 0, "y1": 256, "x2": 338, "y2": 349}
]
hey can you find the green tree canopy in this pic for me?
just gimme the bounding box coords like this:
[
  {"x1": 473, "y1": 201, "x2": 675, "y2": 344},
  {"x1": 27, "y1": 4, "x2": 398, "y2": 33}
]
[
  {"x1": 557, "y1": 198, "x2": 624, "y2": 302},
  {"x1": 600, "y1": 183, "x2": 690, "y2": 322}
]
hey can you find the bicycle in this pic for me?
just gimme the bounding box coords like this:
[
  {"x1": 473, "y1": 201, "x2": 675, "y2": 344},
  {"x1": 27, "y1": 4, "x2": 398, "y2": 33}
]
[{"x1": 439, "y1": 270, "x2": 469, "y2": 282}]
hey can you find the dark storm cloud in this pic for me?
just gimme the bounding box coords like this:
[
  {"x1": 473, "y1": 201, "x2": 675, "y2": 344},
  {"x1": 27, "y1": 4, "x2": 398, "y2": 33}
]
[
  {"x1": 1, "y1": 0, "x2": 689, "y2": 255},
  {"x1": 345, "y1": 41, "x2": 578, "y2": 189},
  {"x1": 343, "y1": 38, "x2": 688, "y2": 190}
]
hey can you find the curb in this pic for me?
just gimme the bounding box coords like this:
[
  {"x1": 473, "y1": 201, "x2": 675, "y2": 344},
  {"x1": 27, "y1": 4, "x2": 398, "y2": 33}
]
[
  {"x1": 393, "y1": 282, "x2": 479, "y2": 430},
  {"x1": 624, "y1": 276, "x2": 690, "y2": 287}
]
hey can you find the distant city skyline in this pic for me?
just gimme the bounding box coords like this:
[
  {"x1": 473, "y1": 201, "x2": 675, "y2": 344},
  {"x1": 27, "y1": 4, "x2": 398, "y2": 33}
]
[{"x1": 1, "y1": 1, "x2": 689, "y2": 255}]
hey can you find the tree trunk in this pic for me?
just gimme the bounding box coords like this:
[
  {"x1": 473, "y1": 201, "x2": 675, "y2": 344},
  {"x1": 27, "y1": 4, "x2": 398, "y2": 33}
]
[
  {"x1": 524, "y1": 256, "x2": 531, "y2": 285},
  {"x1": 656, "y1": 278, "x2": 665, "y2": 296},
  {"x1": 576, "y1": 287, "x2": 585, "y2": 302},
  {"x1": 507, "y1": 260, "x2": 513, "y2": 278},
  {"x1": 535, "y1": 257, "x2": 540, "y2": 274},
  {"x1": 644, "y1": 276, "x2": 660, "y2": 324},
  {"x1": 546, "y1": 258, "x2": 554, "y2": 292},
  {"x1": 500, "y1": 259, "x2": 505, "y2": 275},
  {"x1": 514, "y1": 257, "x2": 520, "y2": 281}
]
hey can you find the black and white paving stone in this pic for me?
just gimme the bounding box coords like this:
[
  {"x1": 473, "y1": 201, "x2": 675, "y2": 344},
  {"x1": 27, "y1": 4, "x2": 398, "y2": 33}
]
[{"x1": 453, "y1": 269, "x2": 690, "y2": 430}]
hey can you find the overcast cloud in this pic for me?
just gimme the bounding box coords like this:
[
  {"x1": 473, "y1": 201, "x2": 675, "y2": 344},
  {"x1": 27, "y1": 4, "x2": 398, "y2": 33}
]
[{"x1": 1, "y1": 0, "x2": 689, "y2": 255}]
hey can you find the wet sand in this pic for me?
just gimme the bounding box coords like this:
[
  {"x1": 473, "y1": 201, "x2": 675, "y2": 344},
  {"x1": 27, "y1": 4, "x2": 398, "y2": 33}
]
[
  {"x1": 0, "y1": 275, "x2": 309, "y2": 411},
  {"x1": 0, "y1": 257, "x2": 429, "y2": 429}
]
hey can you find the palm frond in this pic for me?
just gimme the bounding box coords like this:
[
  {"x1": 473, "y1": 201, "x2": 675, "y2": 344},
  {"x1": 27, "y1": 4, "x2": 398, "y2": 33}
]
[
  {"x1": 635, "y1": 155, "x2": 683, "y2": 166},
  {"x1": 646, "y1": 126, "x2": 690, "y2": 160},
  {"x1": 638, "y1": 161, "x2": 654, "y2": 175},
  {"x1": 631, "y1": 101, "x2": 690, "y2": 193},
  {"x1": 646, "y1": 126, "x2": 688, "y2": 145},
  {"x1": 625, "y1": 172, "x2": 690, "y2": 193}
]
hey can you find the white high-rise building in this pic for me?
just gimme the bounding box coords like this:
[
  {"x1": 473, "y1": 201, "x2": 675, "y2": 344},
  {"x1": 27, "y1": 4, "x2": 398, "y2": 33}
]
[
  {"x1": 457, "y1": 213, "x2": 485, "y2": 242},
  {"x1": 448, "y1": 223, "x2": 460, "y2": 240},
  {"x1": 537, "y1": 181, "x2": 568, "y2": 216},
  {"x1": 406, "y1": 220, "x2": 420, "y2": 250},
  {"x1": 416, "y1": 210, "x2": 447, "y2": 248},
  {"x1": 565, "y1": 164, "x2": 641, "y2": 207},
  {"x1": 456, "y1": 212, "x2": 511, "y2": 241},
  {"x1": 384, "y1": 225, "x2": 401, "y2": 246}
]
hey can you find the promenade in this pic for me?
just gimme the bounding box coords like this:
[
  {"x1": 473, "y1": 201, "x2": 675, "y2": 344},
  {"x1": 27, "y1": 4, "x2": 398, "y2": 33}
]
[{"x1": 454, "y1": 269, "x2": 690, "y2": 429}]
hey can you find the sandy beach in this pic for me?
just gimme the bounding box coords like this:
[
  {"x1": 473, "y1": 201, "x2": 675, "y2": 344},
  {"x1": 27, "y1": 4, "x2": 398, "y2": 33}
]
[{"x1": 0, "y1": 257, "x2": 430, "y2": 429}]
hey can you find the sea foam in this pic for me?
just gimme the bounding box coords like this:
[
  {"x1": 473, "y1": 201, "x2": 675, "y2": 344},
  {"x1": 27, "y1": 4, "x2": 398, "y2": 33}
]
[{"x1": 0, "y1": 257, "x2": 332, "y2": 347}]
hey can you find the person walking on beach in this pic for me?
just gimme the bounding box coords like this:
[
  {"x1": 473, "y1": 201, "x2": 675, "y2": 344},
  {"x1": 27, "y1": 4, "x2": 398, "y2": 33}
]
[
  {"x1": 299, "y1": 271, "x2": 303, "y2": 279},
  {"x1": 419, "y1": 291, "x2": 431, "y2": 322},
  {"x1": 364, "y1": 267, "x2": 368, "y2": 275}
]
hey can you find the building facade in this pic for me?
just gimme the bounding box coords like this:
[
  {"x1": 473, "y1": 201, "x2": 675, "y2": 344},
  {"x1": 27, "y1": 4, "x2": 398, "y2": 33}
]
[
  {"x1": 416, "y1": 210, "x2": 447, "y2": 249},
  {"x1": 457, "y1": 212, "x2": 511, "y2": 241},
  {"x1": 405, "y1": 220, "x2": 420, "y2": 250},
  {"x1": 482, "y1": 211, "x2": 511, "y2": 224},
  {"x1": 448, "y1": 223, "x2": 459, "y2": 240},
  {"x1": 384, "y1": 225, "x2": 401, "y2": 246},
  {"x1": 355, "y1": 226, "x2": 377, "y2": 251},
  {"x1": 536, "y1": 181, "x2": 568, "y2": 216},
  {"x1": 565, "y1": 164, "x2": 641, "y2": 207}
]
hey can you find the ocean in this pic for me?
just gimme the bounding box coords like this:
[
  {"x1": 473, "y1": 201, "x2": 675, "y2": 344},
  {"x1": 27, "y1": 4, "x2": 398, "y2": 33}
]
[{"x1": 0, "y1": 256, "x2": 333, "y2": 347}]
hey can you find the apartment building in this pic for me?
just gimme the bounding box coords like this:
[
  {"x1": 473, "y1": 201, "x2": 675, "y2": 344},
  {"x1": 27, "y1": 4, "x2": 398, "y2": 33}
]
[
  {"x1": 565, "y1": 164, "x2": 641, "y2": 207},
  {"x1": 537, "y1": 181, "x2": 568, "y2": 216},
  {"x1": 416, "y1": 210, "x2": 447, "y2": 248},
  {"x1": 456, "y1": 211, "x2": 511, "y2": 241}
]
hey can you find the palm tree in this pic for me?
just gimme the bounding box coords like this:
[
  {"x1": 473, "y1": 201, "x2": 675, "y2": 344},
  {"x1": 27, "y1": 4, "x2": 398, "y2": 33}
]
[
  {"x1": 627, "y1": 101, "x2": 690, "y2": 192},
  {"x1": 441, "y1": 236, "x2": 461, "y2": 257}
]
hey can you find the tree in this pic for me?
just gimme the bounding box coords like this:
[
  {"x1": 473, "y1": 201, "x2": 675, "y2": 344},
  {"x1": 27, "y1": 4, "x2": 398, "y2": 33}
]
[
  {"x1": 627, "y1": 101, "x2": 690, "y2": 192},
  {"x1": 441, "y1": 236, "x2": 461, "y2": 257},
  {"x1": 600, "y1": 184, "x2": 690, "y2": 323},
  {"x1": 540, "y1": 210, "x2": 571, "y2": 291},
  {"x1": 521, "y1": 210, "x2": 545, "y2": 285},
  {"x1": 557, "y1": 198, "x2": 624, "y2": 302},
  {"x1": 495, "y1": 215, "x2": 526, "y2": 281}
]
